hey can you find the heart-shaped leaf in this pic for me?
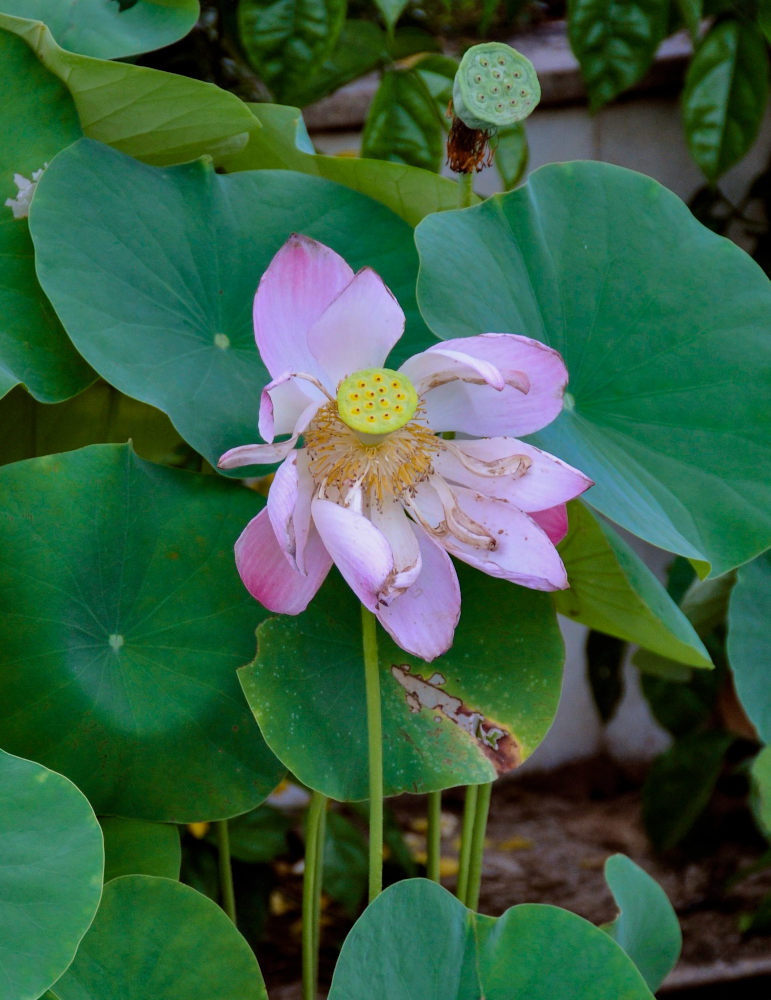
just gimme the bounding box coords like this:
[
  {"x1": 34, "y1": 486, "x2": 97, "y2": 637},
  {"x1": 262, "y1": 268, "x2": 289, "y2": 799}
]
[
  {"x1": 567, "y1": 0, "x2": 670, "y2": 110},
  {"x1": 683, "y1": 19, "x2": 769, "y2": 182},
  {"x1": 0, "y1": 750, "x2": 103, "y2": 1000},
  {"x1": 327, "y1": 878, "x2": 655, "y2": 999},
  {"x1": 0, "y1": 444, "x2": 283, "y2": 820},
  {"x1": 415, "y1": 162, "x2": 771, "y2": 578},
  {"x1": 0, "y1": 0, "x2": 199, "y2": 59},
  {"x1": 361, "y1": 68, "x2": 444, "y2": 172},
  {"x1": 239, "y1": 566, "x2": 564, "y2": 800},
  {"x1": 603, "y1": 854, "x2": 681, "y2": 991},
  {"x1": 0, "y1": 28, "x2": 93, "y2": 402},
  {"x1": 30, "y1": 138, "x2": 434, "y2": 468},
  {"x1": 51, "y1": 875, "x2": 267, "y2": 1000}
]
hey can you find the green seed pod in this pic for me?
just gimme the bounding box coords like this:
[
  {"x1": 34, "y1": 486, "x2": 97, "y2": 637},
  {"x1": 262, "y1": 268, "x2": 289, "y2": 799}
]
[{"x1": 452, "y1": 42, "x2": 541, "y2": 130}]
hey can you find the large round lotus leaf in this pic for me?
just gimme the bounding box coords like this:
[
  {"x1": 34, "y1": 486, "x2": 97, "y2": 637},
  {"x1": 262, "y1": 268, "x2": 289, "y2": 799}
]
[
  {"x1": 1, "y1": 1, "x2": 199, "y2": 59},
  {"x1": 0, "y1": 13, "x2": 258, "y2": 167},
  {"x1": 415, "y1": 162, "x2": 771, "y2": 578},
  {"x1": 0, "y1": 444, "x2": 283, "y2": 820},
  {"x1": 727, "y1": 550, "x2": 771, "y2": 742},
  {"x1": 30, "y1": 138, "x2": 435, "y2": 469},
  {"x1": 51, "y1": 875, "x2": 267, "y2": 1000},
  {"x1": 239, "y1": 566, "x2": 564, "y2": 801},
  {"x1": 0, "y1": 29, "x2": 93, "y2": 402},
  {"x1": 603, "y1": 854, "x2": 681, "y2": 992},
  {"x1": 0, "y1": 750, "x2": 103, "y2": 1000},
  {"x1": 327, "y1": 878, "x2": 654, "y2": 999}
]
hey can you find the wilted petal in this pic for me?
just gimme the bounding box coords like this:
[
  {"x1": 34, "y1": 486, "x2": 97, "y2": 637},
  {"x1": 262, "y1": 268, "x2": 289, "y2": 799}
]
[
  {"x1": 376, "y1": 524, "x2": 460, "y2": 661},
  {"x1": 434, "y1": 438, "x2": 592, "y2": 511},
  {"x1": 529, "y1": 504, "x2": 568, "y2": 544},
  {"x1": 410, "y1": 482, "x2": 568, "y2": 591},
  {"x1": 254, "y1": 234, "x2": 354, "y2": 383},
  {"x1": 258, "y1": 373, "x2": 325, "y2": 442},
  {"x1": 234, "y1": 507, "x2": 332, "y2": 614},
  {"x1": 415, "y1": 334, "x2": 568, "y2": 437},
  {"x1": 308, "y1": 268, "x2": 405, "y2": 384},
  {"x1": 311, "y1": 498, "x2": 394, "y2": 612},
  {"x1": 218, "y1": 438, "x2": 299, "y2": 469}
]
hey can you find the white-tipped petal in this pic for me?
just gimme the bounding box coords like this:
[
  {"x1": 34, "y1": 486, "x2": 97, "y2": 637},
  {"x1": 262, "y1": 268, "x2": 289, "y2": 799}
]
[
  {"x1": 368, "y1": 501, "x2": 422, "y2": 597},
  {"x1": 311, "y1": 498, "x2": 395, "y2": 612}
]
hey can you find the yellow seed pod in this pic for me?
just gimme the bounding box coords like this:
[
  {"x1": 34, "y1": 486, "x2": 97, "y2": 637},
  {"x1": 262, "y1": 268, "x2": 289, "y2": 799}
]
[{"x1": 337, "y1": 367, "x2": 418, "y2": 435}]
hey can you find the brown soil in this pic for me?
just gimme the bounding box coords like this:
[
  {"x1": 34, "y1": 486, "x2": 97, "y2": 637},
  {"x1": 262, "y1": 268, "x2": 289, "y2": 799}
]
[{"x1": 260, "y1": 756, "x2": 771, "y2": 998}]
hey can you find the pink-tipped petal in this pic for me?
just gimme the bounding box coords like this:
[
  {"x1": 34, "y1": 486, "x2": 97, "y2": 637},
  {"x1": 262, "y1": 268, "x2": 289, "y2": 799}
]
[
  {"x1": 255, "y1": 234, "x2": 354, "y2": 383},
  {"x1": 376, "y1": 524, "x2": 460, "y2": 661},
  {"x1": 434, "y1": 438, "x2": 593, "y2": 511},
  {"x1": 410, "y1": 482, "x2": 568, "y2": 591},
  {"x1": 311, "y1": 498, "x2": 394, "y2": 612},
  {"x1": 530, "y1": 504, "x2": 569, "y2": 544},
  {"x1": 234, "y1": 507, "x2": 332, "y2": 614},
  {"x1": 368, "y1": 501, "x2": 422, "y2": 596},
  {"x1": 258, "y1": 373, "x2": 324, "y2": 442},
  {"x1": 218, "y1": 438, "x2": 299, "y2": 469},
  {"x1": 413, "y1": 333, "x2": 568, "y2": 437},
  {"x1": 307, "y1": 267, "x2": 405, "y2": 383}
]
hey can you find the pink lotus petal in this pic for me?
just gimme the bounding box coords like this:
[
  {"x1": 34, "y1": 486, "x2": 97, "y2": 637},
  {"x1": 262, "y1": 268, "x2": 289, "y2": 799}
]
[
  {"x1": 410, "y1": 482, "x2": 568, "y2": 591},
  {"x1": 416, "y1": 333, "x2": 568, "y2": 437},
  {"x1": 218, "y1": 438, "x2": 299, "y2": 469},
  {"x1": 368, "y1": 500, "x2": 422, "y2": 596},
  {"x1": 434, "y1": 438, "x2": 592, "y2": 511},
  {"x1": 400, "y1": 344, "x2": 518, "y2": 394},
  {"x1": 255, "y1": 234, "x2": 354, "y2": 384},
  {"x1": 307, "y1": 268, "x2": 405, "y2": 384},
  {"x1": 258, "y1": 373, "x2": 324, "y2": 442},
  {"x1": 376, "y1": 524, "x2": 460, "y2": 661},
  {"x1": 234, "y1": 507, "x2": 332, "y2": 614},
  {"x1": 530, "y1": 504, "x2": 568, "y2": 544},
  {"x1": 311, "y1": 498, "x2": 394, "y2": 612}
]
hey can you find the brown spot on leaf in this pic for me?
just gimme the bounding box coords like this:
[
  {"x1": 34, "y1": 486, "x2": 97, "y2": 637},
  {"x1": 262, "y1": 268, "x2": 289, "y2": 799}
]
[{"x1": 391, "y1": 664, "x2": 521, "y2": 775}]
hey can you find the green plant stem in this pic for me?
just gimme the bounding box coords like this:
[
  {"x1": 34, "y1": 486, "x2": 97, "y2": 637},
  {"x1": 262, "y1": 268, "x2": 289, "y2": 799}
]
[
  {"x1": 302, "y1": 790, "x2": 327, "y2": 1000},
  {"x1": 466, "y1": 781, "x2": 493, "y2": 912},
  {"x1": 426, "y1": 789, "x2": 442, "y2": 882},
  {"x1": 362, "y1": 604, "x2": 383, "y2": 902},
  {"x1": 458, "y1": 171, "x2": 474, "y2": 208},
  {"x1": 455, "y1": 783, "x2": 478, "y2": 904},
  {"x1": 214, "y1": 819, "x2": 236, "y2": 923}
]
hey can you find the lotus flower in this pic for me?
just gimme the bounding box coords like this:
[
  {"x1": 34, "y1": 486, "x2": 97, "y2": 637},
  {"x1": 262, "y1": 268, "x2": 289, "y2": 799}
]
[{"x1": 220, "y1": 235, "x2": 591, "y2": 660}]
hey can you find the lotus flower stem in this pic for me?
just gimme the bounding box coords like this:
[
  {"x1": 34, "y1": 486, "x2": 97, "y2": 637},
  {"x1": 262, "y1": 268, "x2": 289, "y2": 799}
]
[
  {"x1": 426, "y1": 790, "x2": 442, "y2": 881},
  {"x1": 215, "y1": 819, "x2": 236, "y2": 923},
  {"x1": 362, "y1": 604, "x2": 384, "y2": 901},
  {"x1": 302, "y1": 790, "x2": 327, "y2": 1000},
  {"x1": 458, "y1": 171, "x2": 474, "y2": 208},
  {"x1": 456, "y1": 783, "x2": 479, "y2": 903},
  {"x1": 466, "y1": 781, "x2": 493, "y2": 912}
]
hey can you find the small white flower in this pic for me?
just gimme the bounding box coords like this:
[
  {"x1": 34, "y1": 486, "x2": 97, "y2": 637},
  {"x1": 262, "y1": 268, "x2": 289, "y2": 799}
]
[{"x1": 5, "y1": 164, "x2": 47, "y2": 220}]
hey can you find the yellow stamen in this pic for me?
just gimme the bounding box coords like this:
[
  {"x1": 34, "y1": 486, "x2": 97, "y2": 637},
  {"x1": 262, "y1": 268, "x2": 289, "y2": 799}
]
[{"x1": 304, "y1": 401, "x2": 439, "y2": 507}]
